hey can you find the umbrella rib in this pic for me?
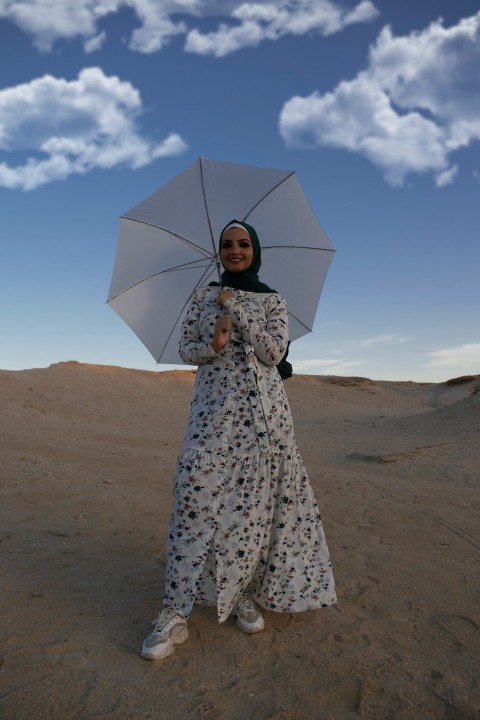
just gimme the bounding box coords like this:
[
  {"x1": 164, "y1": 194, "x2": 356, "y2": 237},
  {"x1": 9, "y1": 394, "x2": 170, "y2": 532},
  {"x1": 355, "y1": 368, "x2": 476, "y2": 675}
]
[
  {"x1": 262, "y1": 245, "x2": 335, "y2": 252},
  {"x1": 242, "y1": 171, "x2": 296, "y2": 223},
  {"x1": 121, "y1": 216, "x2": 213, "y2": 260},
  {"x1": 262, "y1": 246, "x2": 333, "y2": 334},
  {"x1": 287, "y1": 309, "x2": 314, "y2": 335},
  {"x1": 155, "y1": 261, "x2": 217, "y2": 363},
  {"x1": 199, "y1": 157, "x2": 221, "y2": 280},
  {"x1": 108, "y1": 259, "x2": 215, "y2": 302}
]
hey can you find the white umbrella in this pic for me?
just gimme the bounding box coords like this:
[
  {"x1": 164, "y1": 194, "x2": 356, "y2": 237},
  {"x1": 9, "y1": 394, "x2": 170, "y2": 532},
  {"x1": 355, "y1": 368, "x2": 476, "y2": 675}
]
[{"x1": 107, "y1": 157, "x2": 335, "y2": 364}]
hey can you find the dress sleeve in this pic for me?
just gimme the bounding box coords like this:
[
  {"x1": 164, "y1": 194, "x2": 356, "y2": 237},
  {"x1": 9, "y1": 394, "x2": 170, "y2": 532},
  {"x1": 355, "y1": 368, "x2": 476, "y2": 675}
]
[
  {"x1": 178, "y1": 290, "x2": 219, "y2": 365},
  {"x1": 223, "y1": 293, "x2": 289, "y2": 367}
]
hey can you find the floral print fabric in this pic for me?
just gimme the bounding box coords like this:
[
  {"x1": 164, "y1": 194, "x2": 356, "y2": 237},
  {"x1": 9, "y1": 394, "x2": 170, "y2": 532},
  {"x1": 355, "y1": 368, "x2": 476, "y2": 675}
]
[{"x1": 163, "y1": 286, "x2": 336, "y2": 622}]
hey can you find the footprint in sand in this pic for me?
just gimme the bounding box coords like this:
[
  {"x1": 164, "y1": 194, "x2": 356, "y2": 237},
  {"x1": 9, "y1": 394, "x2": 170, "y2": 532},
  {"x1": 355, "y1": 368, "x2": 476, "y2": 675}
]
[
  {"x1": 186, "y1": 698, "x2": 222, "y2": 720},
  {"x1": 431, "y1": 612, "x2": 478, "y2": 647}
]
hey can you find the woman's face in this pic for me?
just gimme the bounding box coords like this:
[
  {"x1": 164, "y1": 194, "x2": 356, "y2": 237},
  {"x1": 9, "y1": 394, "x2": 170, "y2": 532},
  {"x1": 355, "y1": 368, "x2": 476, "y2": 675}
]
[{"x1": 220, "y1": 227, "x2": 254, "y2": 273}]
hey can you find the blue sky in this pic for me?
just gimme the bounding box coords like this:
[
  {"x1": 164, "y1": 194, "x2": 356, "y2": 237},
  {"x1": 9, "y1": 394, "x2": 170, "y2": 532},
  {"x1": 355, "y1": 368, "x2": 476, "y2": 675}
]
[{"x1": 1, "y1": 0, "x2": 479, "y2": 382}]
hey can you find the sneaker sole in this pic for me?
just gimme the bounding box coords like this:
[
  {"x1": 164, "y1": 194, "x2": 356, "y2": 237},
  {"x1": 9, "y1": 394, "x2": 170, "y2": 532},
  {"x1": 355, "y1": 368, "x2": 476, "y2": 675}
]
[
  {"x1": 140, "y1": 626, "x2": 189, "y2": 660},
  {"x1": 235, "y1": 616, "x2": 265, "y2": 634}
]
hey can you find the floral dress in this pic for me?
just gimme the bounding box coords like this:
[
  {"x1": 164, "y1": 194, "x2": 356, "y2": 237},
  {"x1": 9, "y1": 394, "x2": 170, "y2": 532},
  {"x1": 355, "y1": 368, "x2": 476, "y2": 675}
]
[{"x1": 163, "y1": 286, "x2": 336, "y2": 622}]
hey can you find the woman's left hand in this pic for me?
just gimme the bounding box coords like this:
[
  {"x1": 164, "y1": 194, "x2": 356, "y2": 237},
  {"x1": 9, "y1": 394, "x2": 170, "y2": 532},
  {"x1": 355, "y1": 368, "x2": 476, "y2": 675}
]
[{"x1": 216, "y1": 290, "x2": 234, "y2": 306}]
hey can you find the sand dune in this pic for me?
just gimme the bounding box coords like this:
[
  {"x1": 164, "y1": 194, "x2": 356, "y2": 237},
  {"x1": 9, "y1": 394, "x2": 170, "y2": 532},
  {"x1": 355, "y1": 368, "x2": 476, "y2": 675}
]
[{"x1": 1, "y1": 362, "x2": 479, "y2": 719}]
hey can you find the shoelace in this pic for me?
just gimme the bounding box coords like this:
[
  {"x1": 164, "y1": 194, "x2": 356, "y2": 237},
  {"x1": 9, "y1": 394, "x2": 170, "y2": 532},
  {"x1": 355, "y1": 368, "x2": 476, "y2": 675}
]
[
  {"x1": 236, "y1": 592, "x2": 255, "y2": 613},
  {"x1": 152, "y1": 607, "x2": 178, "y2": 631}
]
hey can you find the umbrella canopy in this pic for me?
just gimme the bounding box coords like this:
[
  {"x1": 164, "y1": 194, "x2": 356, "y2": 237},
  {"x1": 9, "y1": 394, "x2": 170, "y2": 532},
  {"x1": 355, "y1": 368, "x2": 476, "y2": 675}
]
[{"x1": 107, "y1": 157, "x2": 335, "y2": 364}]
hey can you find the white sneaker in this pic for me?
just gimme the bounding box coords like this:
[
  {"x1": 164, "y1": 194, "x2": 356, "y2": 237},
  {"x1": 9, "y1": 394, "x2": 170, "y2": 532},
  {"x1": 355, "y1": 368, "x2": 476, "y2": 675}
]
[
  {"x1": 140, "y1": 607, "x2": 189, "y2": 660},
  {"x1": 232, "y1": 592, "x2": 265, "y2": 634}
]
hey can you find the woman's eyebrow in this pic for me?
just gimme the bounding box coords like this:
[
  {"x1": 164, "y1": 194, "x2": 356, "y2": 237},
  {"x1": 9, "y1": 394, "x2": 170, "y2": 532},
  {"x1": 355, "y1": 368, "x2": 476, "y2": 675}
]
[{"x1": 221, "y1": 237, "x2": 251, "y2": 246}]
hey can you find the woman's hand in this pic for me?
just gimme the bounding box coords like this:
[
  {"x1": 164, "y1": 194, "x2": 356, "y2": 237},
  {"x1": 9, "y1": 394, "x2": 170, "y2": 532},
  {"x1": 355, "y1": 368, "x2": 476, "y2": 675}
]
[
  {"x1": 212, "y1": 314, "x2": 232, "y2": 353},
  {"x1": 216, "y1": 290, "x2": 234, "y2": 307}
]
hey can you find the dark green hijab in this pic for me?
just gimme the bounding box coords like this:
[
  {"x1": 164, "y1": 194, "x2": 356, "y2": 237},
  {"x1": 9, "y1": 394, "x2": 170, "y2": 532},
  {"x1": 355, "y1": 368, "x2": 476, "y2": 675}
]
[
  {"x1": 209, "y1": 219, "x2": 292, "y2": 380},
  {"x1": 213, "y1": 219, "x2": 276, "y2": 293}
]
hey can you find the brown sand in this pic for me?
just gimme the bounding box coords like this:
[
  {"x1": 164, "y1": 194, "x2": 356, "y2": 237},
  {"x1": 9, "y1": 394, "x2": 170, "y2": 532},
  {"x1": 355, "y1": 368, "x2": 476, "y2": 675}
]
[{"x1": 1, "y1": 362, "x2": 479, "y2": 720}]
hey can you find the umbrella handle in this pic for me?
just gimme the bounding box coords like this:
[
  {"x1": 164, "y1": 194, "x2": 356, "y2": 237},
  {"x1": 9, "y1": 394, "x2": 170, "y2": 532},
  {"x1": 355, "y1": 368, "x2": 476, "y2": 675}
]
[{"x1": 220, "y1": 284, "x2": 232, "y2": 316}]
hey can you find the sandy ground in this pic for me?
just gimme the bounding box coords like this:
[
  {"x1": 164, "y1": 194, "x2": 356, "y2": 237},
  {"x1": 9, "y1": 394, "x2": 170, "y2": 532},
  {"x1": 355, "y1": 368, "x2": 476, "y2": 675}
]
[{"x1": 1, "y1": 361, "x2": 479, "y2": 720}]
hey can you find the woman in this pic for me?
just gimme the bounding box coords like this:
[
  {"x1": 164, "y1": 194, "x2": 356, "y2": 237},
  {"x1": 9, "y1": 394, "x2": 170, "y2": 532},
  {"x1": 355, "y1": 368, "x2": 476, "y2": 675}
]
[{"x1": 141, "y1": 220, "x2": 336, "y2": 660}]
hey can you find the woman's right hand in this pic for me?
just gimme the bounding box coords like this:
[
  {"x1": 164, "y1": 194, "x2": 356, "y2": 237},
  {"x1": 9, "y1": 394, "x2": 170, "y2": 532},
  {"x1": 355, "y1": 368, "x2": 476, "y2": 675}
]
[{"x1": 212, "y1": 314, "x2": 232, "y2": 353}]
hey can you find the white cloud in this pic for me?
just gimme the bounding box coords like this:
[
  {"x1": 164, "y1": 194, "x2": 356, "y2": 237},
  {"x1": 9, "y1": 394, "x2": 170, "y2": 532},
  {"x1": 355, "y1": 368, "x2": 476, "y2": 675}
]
[
  {"x1": 294, "y1": 357, "x2": 362, "y2": 374},
  {"x1": 426, "y1": 343, "x2": 480, "y2": 370},
  {"x1": 435, "y1": 164, "x2": 458, "y2": 187},
  {"x1": 0, "y1": 67, "x2": 187, "y2": 190},
  {"x1": 0, "y1": 0, "x2": 194, "y2": 53},
  {"x1": 0, "y1": 0, "x2": 379, "y2": 55},
  {"x1": 185, "y1": 0, "x2": 379, "y2": 57},
  {"x1": 280, "y1": 12, "x2": 480, "y2": 186},
  {"x1": 0, "y1": 0, "x2": 112, "y2": 51},
  {"x1": 353, "y1": 333, "x2": 412, "y2": 348},
  {"x1": 84, "y1": 32, "x2": 107, "y2": 54}
]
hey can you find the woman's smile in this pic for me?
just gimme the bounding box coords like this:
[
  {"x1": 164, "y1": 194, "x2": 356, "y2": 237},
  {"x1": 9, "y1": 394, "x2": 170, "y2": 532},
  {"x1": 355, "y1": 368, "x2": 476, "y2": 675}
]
[{"x1": 220, "y1": 227, "x2": 254, "y2": 273}]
